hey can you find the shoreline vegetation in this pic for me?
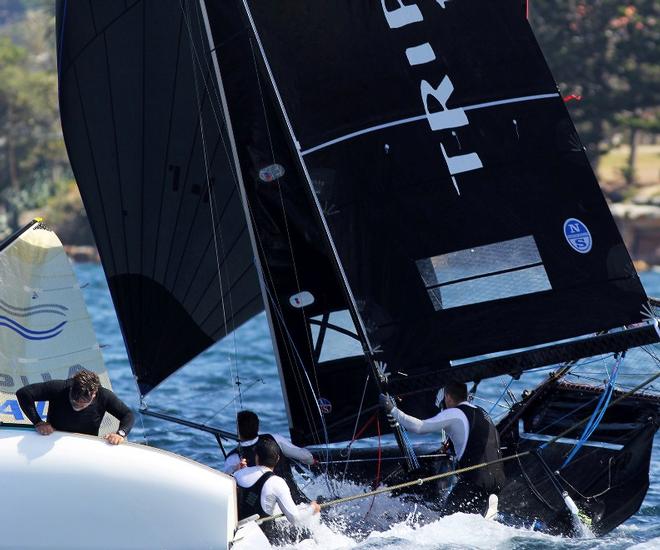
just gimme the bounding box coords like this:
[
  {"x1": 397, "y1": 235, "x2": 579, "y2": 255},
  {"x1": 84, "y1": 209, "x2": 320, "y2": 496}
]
[{"x1": 0, "y1": 2, "x2": 658, "y2": 264}]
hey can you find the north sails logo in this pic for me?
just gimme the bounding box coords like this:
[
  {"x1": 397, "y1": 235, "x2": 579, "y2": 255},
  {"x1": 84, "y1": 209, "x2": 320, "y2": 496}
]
[
  {"x1": 381, "y1": 0, "x2": 483, "y2": 194},
  {"x1": 563, "y1": 218, "x2": 592, "y2": 253}
]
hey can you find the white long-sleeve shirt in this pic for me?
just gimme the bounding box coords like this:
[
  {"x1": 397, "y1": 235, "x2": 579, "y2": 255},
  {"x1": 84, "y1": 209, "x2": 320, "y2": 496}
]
[
  {"x1": 223, "y1": 433, "x2": 314, "y2": 474},
  {"x1": 390, "y1": 401, "x2": 475, "y2": 460},
  {"x1": 233, "y1": 465, "x2": 315, "y2": 525}
]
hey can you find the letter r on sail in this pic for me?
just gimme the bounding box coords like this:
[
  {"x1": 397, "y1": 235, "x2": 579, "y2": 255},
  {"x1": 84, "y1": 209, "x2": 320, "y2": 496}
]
[{"x1": 421, "y1": 77, "x2": 469, "y2": 131}]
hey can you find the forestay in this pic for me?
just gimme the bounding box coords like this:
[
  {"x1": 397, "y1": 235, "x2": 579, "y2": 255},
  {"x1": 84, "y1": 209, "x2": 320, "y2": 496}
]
[{"x1": 0, "y1": 220, "x2": 117, "y2": 435}]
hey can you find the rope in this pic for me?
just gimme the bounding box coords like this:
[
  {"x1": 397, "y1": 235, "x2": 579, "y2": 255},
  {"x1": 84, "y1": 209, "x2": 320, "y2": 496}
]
[
  {"x1": 363, "y1": 416, "x2": 382, "y2": 519},
  {"x1": 489, "y1": 377, "x2": 514, "y2": 415},
  {"x1": 255, "y1": 369, "x2": 660, "y2": 525},
  {"x1": 560, "y1": 353, "x2": 623, "y2": 468}
]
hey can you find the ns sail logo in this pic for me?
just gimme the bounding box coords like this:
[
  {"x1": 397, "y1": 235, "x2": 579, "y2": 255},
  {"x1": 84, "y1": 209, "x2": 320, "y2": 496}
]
[{"x1": 563, "y1": 218, "x2": 592, "y2": 254}]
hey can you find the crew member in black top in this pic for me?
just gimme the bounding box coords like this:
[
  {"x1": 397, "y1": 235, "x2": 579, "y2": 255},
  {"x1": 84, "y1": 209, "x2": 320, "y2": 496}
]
[
  {"x1": 382, "y1": 381, "x2": 505, "y2": 515},
  {"x1": 16, "y1": 369, "x2": 134, "y2": 445},
  {"x1": 225, "y1": 410, "x2": 314, "y2": 503}
]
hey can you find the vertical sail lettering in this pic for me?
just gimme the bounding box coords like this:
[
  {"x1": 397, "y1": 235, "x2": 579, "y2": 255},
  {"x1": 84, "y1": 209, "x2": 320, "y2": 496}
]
[
  {"x1": 406, "y1": 43, "x2": 436, "y2": 66},
  {"x1": 382, "y1": 3, "x2": 484, "y2": 190},
  {"x1": 381, "y1": 0, "x2": 423, "y2": 29},
  {"x1": 440, "y1": 143, "x2": 483, "y2": 176}
]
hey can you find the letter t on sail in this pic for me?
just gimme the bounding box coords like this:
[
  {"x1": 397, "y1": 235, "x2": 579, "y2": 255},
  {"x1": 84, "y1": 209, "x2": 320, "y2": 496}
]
[{"x1": 422, "y1": 77, "x2": 483, "y2": 193}]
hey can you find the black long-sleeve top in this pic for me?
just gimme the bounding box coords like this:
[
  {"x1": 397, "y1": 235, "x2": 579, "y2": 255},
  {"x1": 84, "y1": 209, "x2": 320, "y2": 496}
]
[{"x1": 16, "y1": 379, "x2": 134, "y2": 436}]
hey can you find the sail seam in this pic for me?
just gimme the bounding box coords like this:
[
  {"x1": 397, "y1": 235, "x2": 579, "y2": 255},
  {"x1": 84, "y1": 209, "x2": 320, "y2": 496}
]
[
  {"x1": 425, "y1": 261, "x2": 545, "y2": 290},
  {"x1": 299, "y1": 93, "x2": 559, "y2": 156}
]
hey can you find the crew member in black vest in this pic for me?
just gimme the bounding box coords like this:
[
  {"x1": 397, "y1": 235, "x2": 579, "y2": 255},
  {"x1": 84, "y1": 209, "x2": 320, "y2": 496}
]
[
  {"x1": 234, "y1": 436, "x2": 320, "y2": 543},
  {"x1": 380, "y1": 382, "x2": 504, "y2": 515},
  {"x1": 224, "y1": 410, "x2": 315, "y2": 503}
]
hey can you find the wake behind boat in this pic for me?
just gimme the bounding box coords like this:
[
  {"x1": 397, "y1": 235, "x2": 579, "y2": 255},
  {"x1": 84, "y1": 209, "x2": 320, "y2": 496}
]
[{"x1": 54, "y1": 0, "x2": 660, "y2": 541}]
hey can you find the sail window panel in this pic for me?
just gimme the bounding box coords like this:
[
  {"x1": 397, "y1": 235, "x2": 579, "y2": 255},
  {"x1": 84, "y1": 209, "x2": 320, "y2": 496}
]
[
  {"x1": 310, "y1": 310, "x2": 363, "y2": 363},
  {"x1": 428, "y1": 265, "x2": 551, "y2": 309},
  {"x1": 418, "y1": 236, "x2": 551, "y2": 310},
  {"x1": 416, "y1": 236, "x2": 544, "y2": 287}
]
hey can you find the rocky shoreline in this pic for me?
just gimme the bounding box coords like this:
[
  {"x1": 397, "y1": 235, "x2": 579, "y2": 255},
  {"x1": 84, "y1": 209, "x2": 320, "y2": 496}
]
[{"x1": 611, "y1": 203, "x2": 660, "y2": 269}]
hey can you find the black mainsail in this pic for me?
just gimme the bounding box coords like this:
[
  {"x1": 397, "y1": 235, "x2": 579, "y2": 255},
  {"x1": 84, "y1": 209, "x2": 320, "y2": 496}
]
[{"x1": 236, "y1": 1, "x2": 658, "y2": 398}]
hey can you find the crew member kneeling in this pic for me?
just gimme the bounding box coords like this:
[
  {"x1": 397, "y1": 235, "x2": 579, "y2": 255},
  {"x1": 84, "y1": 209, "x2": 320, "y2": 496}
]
[
  {"x1": 381, "y1": 381, "x2": 504, "y2": 515},
  {"x1": 233, "y1": 437, "x2": 320, "y2": 542}
]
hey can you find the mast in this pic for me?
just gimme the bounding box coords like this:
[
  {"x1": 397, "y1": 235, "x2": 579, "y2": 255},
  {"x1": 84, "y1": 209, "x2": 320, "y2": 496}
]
[
  {"x1": 196, "y1": 0, "x2": 297, "y2": 434},
  {"x1": 236, "y1": 0, "x2": 419, "y2": 468}
]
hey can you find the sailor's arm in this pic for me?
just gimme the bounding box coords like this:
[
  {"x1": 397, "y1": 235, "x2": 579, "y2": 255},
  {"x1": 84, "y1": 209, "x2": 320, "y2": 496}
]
[
  {"x1": 223, "y1": 453, "x2": 241, "y2": 474},
  {"x1": 16, "y1": 380, "x2": 66, "y2": 431},
  {"x1": 101, "y1": 388, "x2": 134, "y2": 444},
  {"x1": 389, "y1": 407, "x2": 451, "y2": 434},
  {"x1": 273, "y1": 433, "x2": 315, "y2": 465},
  {"x1": 270, "y1": 477, "x2": 319, "y2": 524}
]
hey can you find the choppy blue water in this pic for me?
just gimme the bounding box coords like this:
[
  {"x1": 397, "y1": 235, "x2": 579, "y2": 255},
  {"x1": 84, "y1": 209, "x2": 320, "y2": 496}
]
[{"x1": 76, "y1": 263, "x2": 660, "y2": 549}]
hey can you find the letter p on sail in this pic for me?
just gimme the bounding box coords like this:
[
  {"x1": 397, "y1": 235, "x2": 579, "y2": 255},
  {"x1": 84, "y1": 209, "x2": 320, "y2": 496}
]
[{"x1": 381, "y1": 0, "x2": 423, "y2": 29}]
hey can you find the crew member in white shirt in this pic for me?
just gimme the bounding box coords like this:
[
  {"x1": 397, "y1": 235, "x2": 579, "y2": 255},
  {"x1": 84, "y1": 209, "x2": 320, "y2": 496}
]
[
  {"x1": 380, "y1": 381, "x2": 504, "y2": 515},
  {"x1": 234, "y1": 436, "x2": 320, "y2": 543}
]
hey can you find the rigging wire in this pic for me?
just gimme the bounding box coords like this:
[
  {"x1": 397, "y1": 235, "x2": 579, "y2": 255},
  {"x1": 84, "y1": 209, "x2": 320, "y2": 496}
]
[
  {"x1": 489, "y1": 377, "x2": 514, "y2": 415},
  {"x1": 178, "y1": 0, "x2": 245, "y2": 436},
  {"x1": 341, "y1": 373, "x2": 372, "y2": 484},
  {"x1": 246, "y1": 31, "x2": 332, "y2": 453}
]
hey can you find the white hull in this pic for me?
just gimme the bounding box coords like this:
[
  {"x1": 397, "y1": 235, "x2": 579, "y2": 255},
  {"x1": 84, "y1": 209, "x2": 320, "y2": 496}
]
[{"x1": 0, "y1": 427, "x2": 257, "y2": 549}]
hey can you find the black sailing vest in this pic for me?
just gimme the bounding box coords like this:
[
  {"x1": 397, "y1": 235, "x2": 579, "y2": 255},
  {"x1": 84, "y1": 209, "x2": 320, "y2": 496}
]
[
  {"x1": 236, "y1": 471, "x2": 274, "y2": 520},
  {"x1": 227, "y1": 434, "x2": 308, "y2": 504},
  {"x1": 455, "y1": 404, "x2": 505, "y2": 493}
]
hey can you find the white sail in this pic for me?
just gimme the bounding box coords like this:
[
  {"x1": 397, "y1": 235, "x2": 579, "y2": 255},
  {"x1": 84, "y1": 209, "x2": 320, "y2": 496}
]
[{"x1": 0, "y1": 221, "x2": 117, "y2": 434}]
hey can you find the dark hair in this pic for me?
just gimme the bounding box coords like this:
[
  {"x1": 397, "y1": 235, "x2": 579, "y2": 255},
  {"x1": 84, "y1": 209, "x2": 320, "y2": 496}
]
[
  {"x1": 237, "y1": 410, "x2": 259, "y2": 440},
  {"x1": 71, "y1": 369, "x2": 100, "y2": 401},
  {"x1": 255, "y1": 436, "x2": 280, "y2": 468},
  {"x1": 444, "y1": 382, "x2": 468, "y2": 403}
]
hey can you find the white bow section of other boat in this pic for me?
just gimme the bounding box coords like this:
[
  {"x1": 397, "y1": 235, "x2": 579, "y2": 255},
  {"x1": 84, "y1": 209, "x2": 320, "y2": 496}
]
[{"x1": 0, "y1": 427, "x2": 269, "y2": 549}]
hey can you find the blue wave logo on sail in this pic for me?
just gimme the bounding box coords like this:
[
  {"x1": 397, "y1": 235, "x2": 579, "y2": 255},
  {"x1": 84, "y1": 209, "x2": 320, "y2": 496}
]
[
  {"x1": 0, "y1": 300, "x2": 68, "y2": 340},
  {"x1": 0, "y1": 298, "x2": 68, "y2": 317}
]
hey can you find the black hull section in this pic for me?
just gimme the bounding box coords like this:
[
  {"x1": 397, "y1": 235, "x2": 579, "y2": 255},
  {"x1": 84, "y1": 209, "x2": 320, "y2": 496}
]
[
  {"x1": 498, "y1": 380, "x2": 660, "y2": 535},
  {"x1": 306, "y1": 380, "x2": 659, "y2": 536}
]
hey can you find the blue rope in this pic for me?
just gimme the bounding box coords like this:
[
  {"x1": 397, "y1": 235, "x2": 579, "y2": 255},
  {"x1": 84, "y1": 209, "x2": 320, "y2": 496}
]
[
  {"x1": 560, "y1": 354, "x2": 623, "y2": 469},
  {"x1": 399, "y1": 425, "x2": 420, "y2": 470},
  {"x1": 489, "y1": 377, "x2": 514, "y2": 415}
]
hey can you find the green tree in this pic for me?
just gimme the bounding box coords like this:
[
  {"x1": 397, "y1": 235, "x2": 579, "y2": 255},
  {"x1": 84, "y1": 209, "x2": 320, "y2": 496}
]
[{"x1": 531, "y1": 1, "x2": 660, "y2": 170}]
